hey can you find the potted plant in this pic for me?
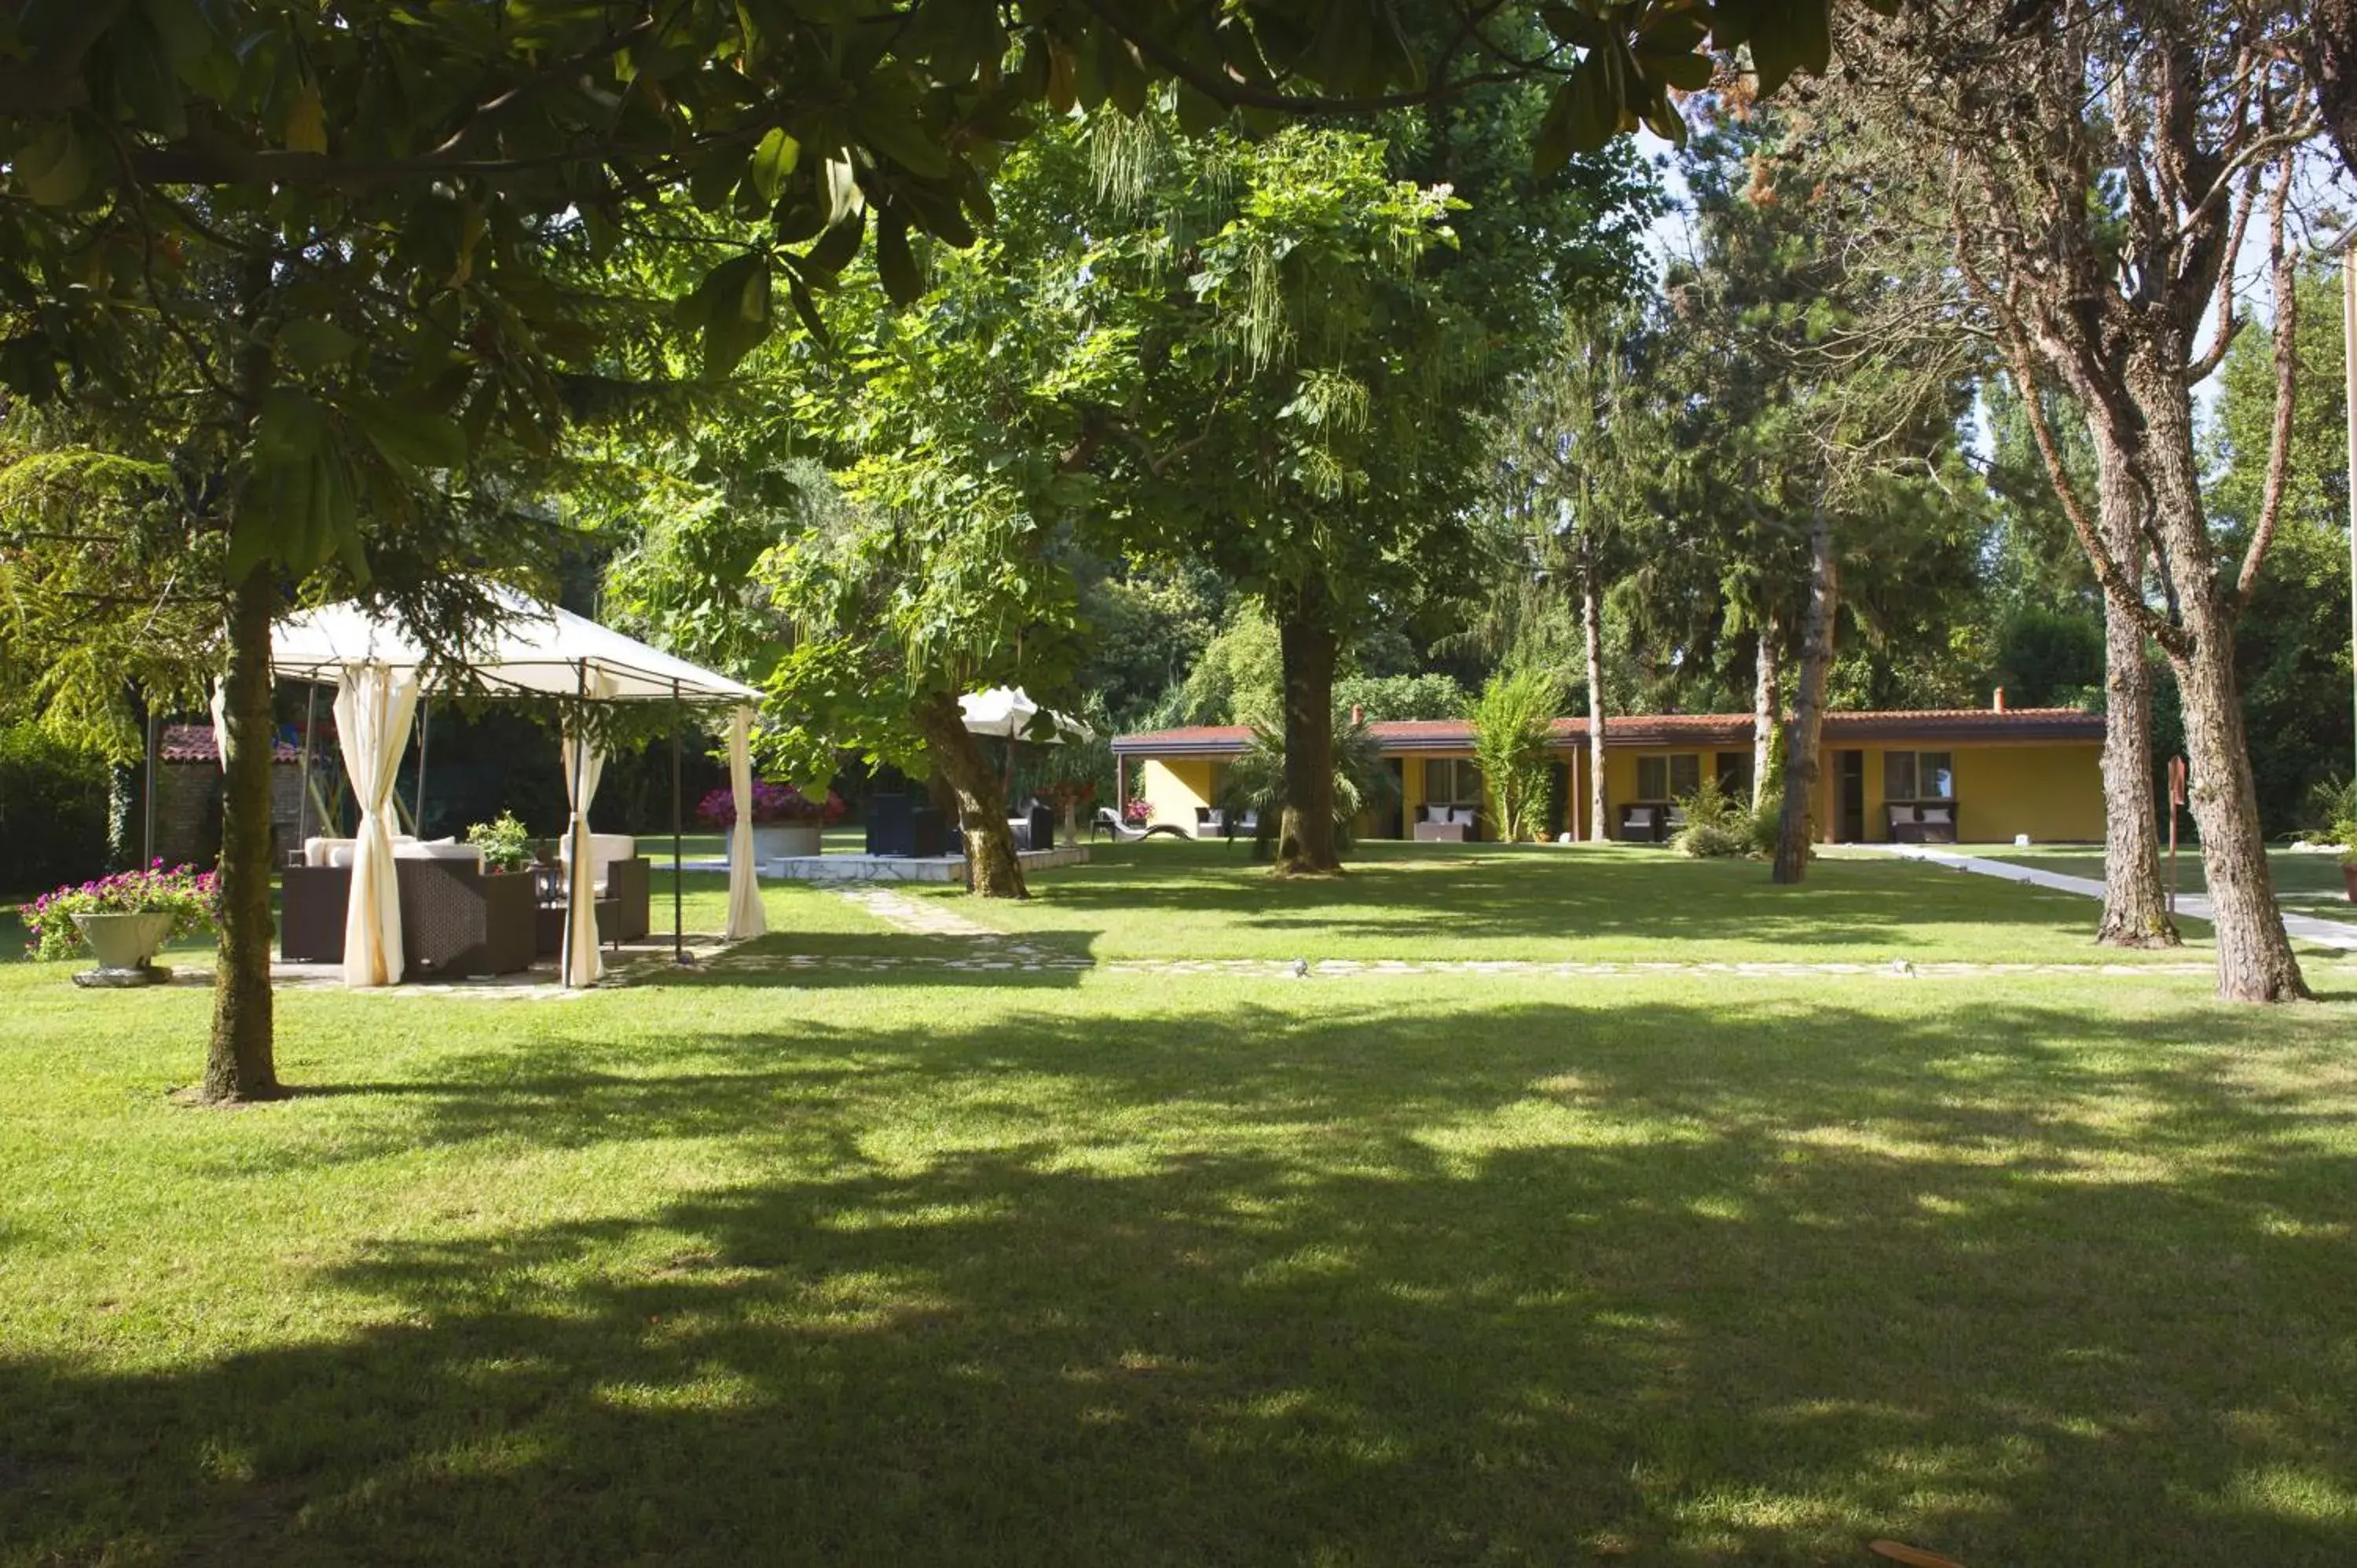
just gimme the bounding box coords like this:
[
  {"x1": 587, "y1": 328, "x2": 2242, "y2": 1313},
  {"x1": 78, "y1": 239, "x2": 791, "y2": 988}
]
[
  {"x1": 699, "y1": 781, "x2": 845, "y2": 862},
  {"x1": 465, "y1": 811, "x2": 537, "y2": 874},
  {"x1": 2341, "y1": 822, "x2": 2357, "y2": 905},
  {"x1": 22, "y1": 862, "x2": 220, "y2": 987}
]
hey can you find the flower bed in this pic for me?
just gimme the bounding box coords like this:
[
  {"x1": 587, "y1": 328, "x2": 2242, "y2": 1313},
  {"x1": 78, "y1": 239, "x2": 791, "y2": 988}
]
[{"x1": 697, "y1": 781, "x2": 846, "y2": 828}]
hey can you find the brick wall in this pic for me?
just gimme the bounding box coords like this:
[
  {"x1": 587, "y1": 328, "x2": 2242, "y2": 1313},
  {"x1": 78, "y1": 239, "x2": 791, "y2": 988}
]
[{"x1": 154, "y1": 763, "x2": 306, "y2": 867}]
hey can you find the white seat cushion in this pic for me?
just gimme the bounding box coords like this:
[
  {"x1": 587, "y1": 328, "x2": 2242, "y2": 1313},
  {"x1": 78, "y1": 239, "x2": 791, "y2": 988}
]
[
  {"x1": 1921, "y1": 807, "x2": 1952, "y2": 826},
  {"x1": 560, "y1": 833, "x2": 636, "y2": 896},
  {"x1": 395, "y1": 837, "x2": 484, "y2": 867}
]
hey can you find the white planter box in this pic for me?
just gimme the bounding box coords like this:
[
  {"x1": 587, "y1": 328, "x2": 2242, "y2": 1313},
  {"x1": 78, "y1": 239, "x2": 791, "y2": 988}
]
[{"x1": 750, "y1": 822, "x2": 823, "y2": 862}]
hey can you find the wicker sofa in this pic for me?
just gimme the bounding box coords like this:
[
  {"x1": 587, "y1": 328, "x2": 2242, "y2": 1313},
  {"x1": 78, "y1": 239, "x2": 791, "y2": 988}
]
[{"x1": 280, "y1": 857, "x2": 537, "y2": 976}]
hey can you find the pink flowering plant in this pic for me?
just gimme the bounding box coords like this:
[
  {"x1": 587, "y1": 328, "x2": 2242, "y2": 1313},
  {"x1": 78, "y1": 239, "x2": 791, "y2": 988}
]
[
  {"x1": 1123, "y1": 797, "x2": 1150, "y2": 826},
  {"x1": 696, "y1": 781, "x2": 846, "y2": 828},
  {"x1": 21, "y1": 862, "x2": 221, "y2": 962}
]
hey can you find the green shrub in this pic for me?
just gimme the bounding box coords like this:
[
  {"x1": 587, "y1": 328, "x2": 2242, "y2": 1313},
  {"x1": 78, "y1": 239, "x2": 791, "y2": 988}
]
[
  {"x1": 1470, "y1": 668, "x2": 1560, "y2": 843},
  {"x1": 0, "y1": 724, "x2": 111, "y2": 896},
  {"x1": 2298, "y1": 777, "x2": 2355, "y2": 860},
  {"x1": 1671, "y1": 778, "x2": 1761, "y2": 860},
  {"x1": 465, "y1": 811, "x2": 537, "y2": 873}
]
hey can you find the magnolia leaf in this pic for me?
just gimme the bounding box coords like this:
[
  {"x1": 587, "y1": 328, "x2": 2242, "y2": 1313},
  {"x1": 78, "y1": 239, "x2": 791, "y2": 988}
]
[
  {"x1": 696, "y1": 254, "x2": 772, "y2": 377},
  {"x1": 875, "y1": 207, "x2": 922, "y2": 306},
  {"x1": 278, "y1": 317, "x2": 361, "y2": 372},
  {"x1": 15, "y1": 119, "x2": 93, "y2": 207},
  {"x1": 1099, "y1": 29, "x2": 1149, "y2": 117},
  {"x1": 284, "y1": 79, "x2": 327, "y2": 154},
  {"x1": 1635, "y1": 46, "x2": 1716, "y2": 92},
  {"x1": 821, "y1": 152, "x2": 863, "y2": 226},
  {"x1": 346, "y1": 393, "x2": 467, "y2": 475},
  {"x1": 852, "y1": 99, "x2": 951, "y2": 178},
  {"x1": 1738, "y1": 0, "x2": 1833, "y2": 94},
  {"x1": 689, "y1": 145, "x2": 744, "y2": 211},
  {"x1": 1534, "y1": 79, "x2": 1580, "y2": 175},
  {"x1": 805, "y1": 204, "x2": 867, "y2": 277},
  {"x1": 112, "y1": 11, "x2": 187, "y2": 137},
  {"x1": 749, "y1": 126, "x2": 801, "y2": 202},
  {"x1": 1174, "y1": 80, "x2": 1226, "y2": 136}
]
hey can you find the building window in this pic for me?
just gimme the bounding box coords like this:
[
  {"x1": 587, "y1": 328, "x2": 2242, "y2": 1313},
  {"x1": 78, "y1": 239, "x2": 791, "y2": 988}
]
[
  {"x1": 1885, "y1": 750, "x2": 1954, "y2": 800},
  {"x1": 1424, "y1": 757, "x2": 1483, "y2": 805},
  {"x1": 1637, "y1": 753, "x2": 1702, "y2": 801},
  {"x1": 1715, "y1": 751, "x2": 1754, "y2": 797}
]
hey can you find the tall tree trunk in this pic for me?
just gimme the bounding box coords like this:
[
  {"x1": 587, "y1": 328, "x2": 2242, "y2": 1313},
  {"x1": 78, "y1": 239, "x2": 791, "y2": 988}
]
[
  {"x1": 203, "y1": 564, "x2": 282, "y2": 1104},
  {"x1": 912, "y1": 690, "x2": 1026, "y2": 899},
  {"x1": 1582, "y1": 533, "x2": 1607, "y2": 843},
  {"x1": 2127, "y1": 350, "x2": 2307, "y2": 1001},
  {"x1": 1274, "y1": 609, "x2": 1341, "y2": 876},
  {"x1": 1772, "y1": 503, "x2": 1838, "y2": 885},
  {"x1": 1750, "y1": 617, "x2": 1780, "y2": 816},
  {"x1": 2087, "y1": 436, "x2": 2177, "y2": 947}
]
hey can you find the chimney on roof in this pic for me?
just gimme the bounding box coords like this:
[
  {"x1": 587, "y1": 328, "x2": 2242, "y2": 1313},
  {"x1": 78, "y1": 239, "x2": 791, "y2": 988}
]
[
  {"x1": 1350, "y1": 704, "x2": 1364, "y2": 725},
  {"x1": 1992, "y1": 686, "x2": 2007, "y2": 713}
]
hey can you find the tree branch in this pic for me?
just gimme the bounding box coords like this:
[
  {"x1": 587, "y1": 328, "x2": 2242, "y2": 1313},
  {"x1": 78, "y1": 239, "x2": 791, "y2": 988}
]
[
  {"x1": 2182, "y1": 167, "x2": 2257, "y2": 383},
  {"x1": 2006, "y1": 344, "x2": 2188, "y2": 656},
  {"x1": 2236, "y1": 151, "x2": 2300, "y2": 608}
]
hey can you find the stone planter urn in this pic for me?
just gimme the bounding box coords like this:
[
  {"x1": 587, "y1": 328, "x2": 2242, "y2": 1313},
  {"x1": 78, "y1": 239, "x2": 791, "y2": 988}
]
[
  {"x1": 70, "y1": 910, "x2": 178, "y2": 987},
  {"x1": 2344, "y1": 861, "x2": 2356, "y2": 904},
  {"x1": 750, "y1": 822, "x2": 823, "y2": 863}
]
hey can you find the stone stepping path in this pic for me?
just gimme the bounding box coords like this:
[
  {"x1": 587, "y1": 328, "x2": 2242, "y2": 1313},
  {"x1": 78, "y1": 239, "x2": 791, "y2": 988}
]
[{"x1": 832, "y1": 885, "x2": 1000, "y2": 938}]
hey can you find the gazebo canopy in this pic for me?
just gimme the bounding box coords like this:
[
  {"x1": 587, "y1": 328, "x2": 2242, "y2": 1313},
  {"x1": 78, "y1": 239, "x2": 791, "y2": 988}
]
[{"x1": 271, "y1": 584, "x2": 761, "y2": 703}]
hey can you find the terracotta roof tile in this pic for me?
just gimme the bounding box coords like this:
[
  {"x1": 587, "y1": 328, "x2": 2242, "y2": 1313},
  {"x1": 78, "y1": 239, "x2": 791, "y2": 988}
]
[{"x1": 158, "y1": 723, "x2": 306, "y2": 764}]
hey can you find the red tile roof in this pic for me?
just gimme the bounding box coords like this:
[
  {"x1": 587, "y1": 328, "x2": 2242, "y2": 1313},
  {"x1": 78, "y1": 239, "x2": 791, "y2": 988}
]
[
  {"x1": 1114, "y1": 707, "x2": 2103, "y2": 755},
  {"x1": 158, "y1": 724, "x2": 306, "y2": 764}
]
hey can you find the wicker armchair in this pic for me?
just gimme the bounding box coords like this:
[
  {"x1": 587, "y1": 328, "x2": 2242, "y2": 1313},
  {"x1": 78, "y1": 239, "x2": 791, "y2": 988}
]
[{"x1": 398, "y1": 860, "x2": 537, "y2": 977}]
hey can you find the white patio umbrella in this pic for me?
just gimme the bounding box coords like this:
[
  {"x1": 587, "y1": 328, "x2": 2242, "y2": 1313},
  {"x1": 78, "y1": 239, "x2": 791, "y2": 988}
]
[
  {"x1": 269, "y1": 585, "x2": 768, "y2": 987},
  {"x1": 959, "y1": 687, "x2": 1094, "y2": 819},
  {"x1": 959, "y1": 687, "x2": 1094, "y2": 743}
]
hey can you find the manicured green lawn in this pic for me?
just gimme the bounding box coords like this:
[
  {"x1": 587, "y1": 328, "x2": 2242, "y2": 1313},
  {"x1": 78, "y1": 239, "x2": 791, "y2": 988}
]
[
  {"x1": 911, "y1": 837, "x2": 2347, "y2": 965},
  {"x1": 5, "y1": 854, "x2": 2357, "y2": 1564},
  {"x1": 1969, "y1": 844, "x2": 2355, "y2": 904}
]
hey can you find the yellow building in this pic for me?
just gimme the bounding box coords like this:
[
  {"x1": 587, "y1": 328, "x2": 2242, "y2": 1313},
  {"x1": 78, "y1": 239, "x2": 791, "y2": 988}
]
[{"x1": 1113, "y1": 707, "x2": 2106, "y2": 844}]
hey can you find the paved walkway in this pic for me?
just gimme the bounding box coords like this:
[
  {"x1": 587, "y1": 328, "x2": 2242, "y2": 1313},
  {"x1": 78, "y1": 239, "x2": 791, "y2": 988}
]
[{"x1": 1880, "y1": 844, "x2": 2357, "y2": 953}]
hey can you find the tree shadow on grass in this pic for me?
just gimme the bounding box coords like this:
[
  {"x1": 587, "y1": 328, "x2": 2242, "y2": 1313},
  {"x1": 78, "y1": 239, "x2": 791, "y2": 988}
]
[
  {"x1": 8, "y1": 993, "x2": 2357, "y2": 1564},
  {"x1": 1010, "y1": 842, "x2": 2150, "y2": 959}
]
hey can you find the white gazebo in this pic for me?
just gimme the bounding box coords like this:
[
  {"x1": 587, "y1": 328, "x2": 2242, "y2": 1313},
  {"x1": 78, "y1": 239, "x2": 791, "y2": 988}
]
[{"x1": 265, "y1": 584, "x2": 767, "y2": 989}]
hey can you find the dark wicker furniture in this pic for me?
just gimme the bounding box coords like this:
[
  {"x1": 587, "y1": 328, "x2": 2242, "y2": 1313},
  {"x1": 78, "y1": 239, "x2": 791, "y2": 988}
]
[
  {"x1": 1886, "y1": 801, "x2": 1959, "y2": 844},
  {"x1": 602, "y1": 855, "x2": 651, "y2": 941},
  {"x1": 278, "y1": 860, "x2": 537, "y2": 976}
]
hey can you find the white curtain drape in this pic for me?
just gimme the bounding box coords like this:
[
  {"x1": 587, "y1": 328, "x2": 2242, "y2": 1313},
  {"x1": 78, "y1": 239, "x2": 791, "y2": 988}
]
[
  {"x1": 335, "y1": 661, "x2": 420, "y2": 987},
  {"x1": 725, "y1": 705, "x2": 767, "y2": 941},
  {"x1": 561, "y1": 694, "x2": 609, "y2": 987},
  {"x1": 207, "y1": 681, "x2": 229, "y2": 772}
]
